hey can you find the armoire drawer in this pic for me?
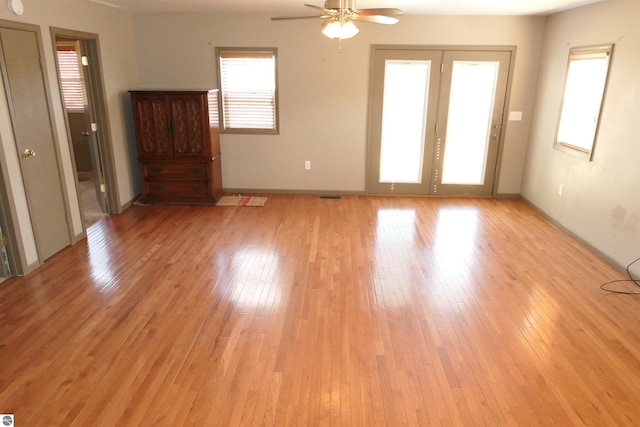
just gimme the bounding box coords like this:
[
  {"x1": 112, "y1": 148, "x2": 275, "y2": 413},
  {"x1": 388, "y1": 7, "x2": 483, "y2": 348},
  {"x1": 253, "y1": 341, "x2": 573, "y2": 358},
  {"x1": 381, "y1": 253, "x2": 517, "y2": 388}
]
[
  {"x1": 143, "y1": 162, "x2": 208, "y2": 180},
  {"x1": 145, "y1": 180, "x2": 209, "y2": 197}
]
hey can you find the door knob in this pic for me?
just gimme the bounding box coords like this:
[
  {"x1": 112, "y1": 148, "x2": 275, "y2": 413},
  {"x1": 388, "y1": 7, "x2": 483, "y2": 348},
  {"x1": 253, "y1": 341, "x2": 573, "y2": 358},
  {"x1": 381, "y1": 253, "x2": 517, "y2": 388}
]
[
  {"x1": 22, "y1": 148, "x2": 36, "y2": 158},
  {"x1": 82, "y1": 131, "x2": 90, "y2": 136}
]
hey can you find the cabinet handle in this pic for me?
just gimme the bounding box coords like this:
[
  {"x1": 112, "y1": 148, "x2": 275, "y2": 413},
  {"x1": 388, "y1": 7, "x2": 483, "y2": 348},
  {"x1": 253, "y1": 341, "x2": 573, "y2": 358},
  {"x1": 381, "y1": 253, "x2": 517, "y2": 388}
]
[
  {"x1": 191, "y1": 185, "x2": 204, "y2": 191},
  {"x1": 189, "y1": 168, "x2": 202, "y2": 175},
  {"x1": 151, "y1": 185, "x2": 164, "y2": 191},
  {"x1": 150, "y1": 167, "x2": 163, "y2": 174}
]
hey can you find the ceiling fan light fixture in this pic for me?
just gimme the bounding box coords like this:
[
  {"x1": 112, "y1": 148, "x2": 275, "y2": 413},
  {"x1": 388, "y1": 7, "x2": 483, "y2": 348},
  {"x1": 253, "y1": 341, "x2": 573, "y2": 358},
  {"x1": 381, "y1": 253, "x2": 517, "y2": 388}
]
[{"x1": 322, "y1": 20, "x2": 359, "y2": 39}]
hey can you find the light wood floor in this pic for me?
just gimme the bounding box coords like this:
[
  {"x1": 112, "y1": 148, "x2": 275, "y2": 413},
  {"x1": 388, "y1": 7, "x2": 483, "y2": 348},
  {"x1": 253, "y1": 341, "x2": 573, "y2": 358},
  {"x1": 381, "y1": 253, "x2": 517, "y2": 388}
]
[{"x1": 1, "y1": 195, "x2": 639, "y2": 426}]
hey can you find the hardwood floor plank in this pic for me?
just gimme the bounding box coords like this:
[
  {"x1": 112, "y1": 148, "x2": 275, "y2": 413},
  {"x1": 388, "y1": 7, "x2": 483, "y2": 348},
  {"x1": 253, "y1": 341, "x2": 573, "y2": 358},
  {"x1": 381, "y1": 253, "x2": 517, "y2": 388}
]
[{"x1": 1, "y1": 195, "x2": 639, "y2": 425}]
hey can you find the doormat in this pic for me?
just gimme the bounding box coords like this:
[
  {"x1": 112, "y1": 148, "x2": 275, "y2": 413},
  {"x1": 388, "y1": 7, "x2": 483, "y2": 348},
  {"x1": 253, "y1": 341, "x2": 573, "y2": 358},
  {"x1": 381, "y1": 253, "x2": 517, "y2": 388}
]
[{"x1": 216, "y1": 196, "x2": 267, "y2": 207}]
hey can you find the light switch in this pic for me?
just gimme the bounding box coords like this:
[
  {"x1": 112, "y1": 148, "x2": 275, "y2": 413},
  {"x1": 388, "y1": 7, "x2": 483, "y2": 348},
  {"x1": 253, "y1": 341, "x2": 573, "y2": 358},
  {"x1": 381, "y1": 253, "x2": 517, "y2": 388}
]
[{"x1": 508, "y1": 111, "x2": 523, "y2": 121}]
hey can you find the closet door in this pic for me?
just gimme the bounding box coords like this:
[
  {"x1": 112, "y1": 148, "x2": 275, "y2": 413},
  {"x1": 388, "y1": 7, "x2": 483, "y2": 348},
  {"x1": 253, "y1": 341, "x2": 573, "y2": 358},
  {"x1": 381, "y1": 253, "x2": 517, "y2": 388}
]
[{"x1": 0, "y1": 27, "x2": 70, "y2": 260}]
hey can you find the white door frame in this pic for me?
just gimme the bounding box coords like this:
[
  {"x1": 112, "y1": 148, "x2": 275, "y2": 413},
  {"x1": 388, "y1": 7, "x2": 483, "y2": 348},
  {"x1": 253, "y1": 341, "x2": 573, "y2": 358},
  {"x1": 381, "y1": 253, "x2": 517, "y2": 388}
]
[{"x1": 51, "y1": 27, "x2": 120, "y2": 228}]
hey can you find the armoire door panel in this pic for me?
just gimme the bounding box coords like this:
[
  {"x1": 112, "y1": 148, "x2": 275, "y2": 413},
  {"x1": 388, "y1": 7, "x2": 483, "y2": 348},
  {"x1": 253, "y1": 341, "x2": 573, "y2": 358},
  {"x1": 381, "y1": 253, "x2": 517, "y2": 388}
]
[
  {"x1": 134, "y1": 94, "x2": 172, "y2": 156},
  {"x1": 170, "y1": 95, "x2": 207, "y2": 156}
]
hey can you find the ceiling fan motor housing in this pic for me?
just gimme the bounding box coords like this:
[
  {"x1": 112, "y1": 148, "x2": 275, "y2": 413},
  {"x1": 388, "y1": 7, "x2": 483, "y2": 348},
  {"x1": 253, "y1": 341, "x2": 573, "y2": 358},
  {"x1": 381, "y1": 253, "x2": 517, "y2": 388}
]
[{"x1": 324, "y1": 0, "x2": 356, "y2": 10}]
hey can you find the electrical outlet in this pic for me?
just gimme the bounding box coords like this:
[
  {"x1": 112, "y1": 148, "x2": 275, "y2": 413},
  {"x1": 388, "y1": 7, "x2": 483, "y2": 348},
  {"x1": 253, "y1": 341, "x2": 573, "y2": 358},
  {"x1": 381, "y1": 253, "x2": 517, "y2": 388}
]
[
  {"x1": 304, "y1": 161, "x2": 311, "y2": 170},
  {"x1": 558, "y1": 184, "x2": 564, "y2": 195}
]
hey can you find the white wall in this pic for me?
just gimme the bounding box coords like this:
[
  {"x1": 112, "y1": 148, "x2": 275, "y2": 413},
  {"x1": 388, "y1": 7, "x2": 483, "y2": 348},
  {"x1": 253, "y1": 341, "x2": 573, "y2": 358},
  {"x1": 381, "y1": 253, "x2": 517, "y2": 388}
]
[
  {"x1": 0, "y1": 0, "x2": 138, "y2": 268},
  {"x1": 132, "y1": 13, "x2": 545, "y2": 194},
  {"x1": 522, "y1": 0, "x2": 640, "y2": 271}
]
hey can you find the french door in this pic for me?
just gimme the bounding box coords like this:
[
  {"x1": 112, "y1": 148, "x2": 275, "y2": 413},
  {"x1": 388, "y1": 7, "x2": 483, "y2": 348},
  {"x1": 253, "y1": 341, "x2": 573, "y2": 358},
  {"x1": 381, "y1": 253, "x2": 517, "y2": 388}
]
[{"x1": 367, "y1": 47, "x2": 512, "y2": 196}]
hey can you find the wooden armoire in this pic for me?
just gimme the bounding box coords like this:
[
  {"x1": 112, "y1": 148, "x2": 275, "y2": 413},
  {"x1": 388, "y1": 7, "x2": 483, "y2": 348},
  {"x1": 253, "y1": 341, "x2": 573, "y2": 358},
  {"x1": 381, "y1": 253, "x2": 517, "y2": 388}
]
[{"x1": 130, "y1": 90, "x2": 223, "y2": 205}]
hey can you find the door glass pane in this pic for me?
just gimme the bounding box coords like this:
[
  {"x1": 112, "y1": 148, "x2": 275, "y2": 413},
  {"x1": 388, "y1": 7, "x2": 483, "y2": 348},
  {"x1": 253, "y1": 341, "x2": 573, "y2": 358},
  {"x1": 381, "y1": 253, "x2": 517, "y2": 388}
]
[
  {"x1": 441, "y1": 61, "x2": 499, "y2": 185},
  {"x1": 379, "y1": 60, "x2": 430, "y2": 184}
]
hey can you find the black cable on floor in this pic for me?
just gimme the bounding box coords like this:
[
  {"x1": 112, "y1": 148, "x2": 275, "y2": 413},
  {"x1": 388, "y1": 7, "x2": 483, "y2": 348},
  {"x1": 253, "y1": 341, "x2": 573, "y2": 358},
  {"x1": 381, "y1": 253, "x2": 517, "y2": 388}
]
[{"x1": 600, "y1": 256, "x2": 640, "y2": 295}]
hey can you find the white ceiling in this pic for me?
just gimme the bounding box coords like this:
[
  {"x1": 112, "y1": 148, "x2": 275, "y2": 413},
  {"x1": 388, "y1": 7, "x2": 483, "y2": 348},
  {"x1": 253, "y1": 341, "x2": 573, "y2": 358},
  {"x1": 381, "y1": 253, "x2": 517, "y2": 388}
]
[{"x1": 87, "y1": 0, "x2": 603, "y2": 16}]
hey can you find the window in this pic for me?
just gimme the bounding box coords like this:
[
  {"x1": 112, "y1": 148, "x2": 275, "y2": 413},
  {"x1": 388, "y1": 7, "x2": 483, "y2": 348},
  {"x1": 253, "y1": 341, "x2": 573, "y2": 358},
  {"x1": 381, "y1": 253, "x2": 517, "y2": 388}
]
[
  {"x1": 555, "y1": 44, "x2": 613, "y2": 160},
  {"x1": 56, "y1": 43, "x2": 87, "y2": 111},
  {"x1": 215, "y1": 47, "x2": 279, "y2": 134}
]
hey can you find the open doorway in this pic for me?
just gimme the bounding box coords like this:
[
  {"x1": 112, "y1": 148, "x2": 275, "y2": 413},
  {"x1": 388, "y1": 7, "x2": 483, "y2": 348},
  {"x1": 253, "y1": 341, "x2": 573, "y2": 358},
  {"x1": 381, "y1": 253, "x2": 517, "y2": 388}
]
[
  {"x1": 55, "y1": 39, "x2": 107, "y2": 227},
  {"x1": 51, "y1": 28, "x2": 118, "y2": 229},
  {"x1": 0, "y1": 192, "x2": 17, "y2": 279}
]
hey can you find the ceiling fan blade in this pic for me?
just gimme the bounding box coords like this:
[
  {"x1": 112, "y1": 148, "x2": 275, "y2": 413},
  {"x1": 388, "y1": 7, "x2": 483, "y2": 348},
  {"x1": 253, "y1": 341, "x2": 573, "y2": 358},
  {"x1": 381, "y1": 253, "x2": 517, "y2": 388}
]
[
  {"x1": 354, "y1": 15, "x2": 399, "y2": 24},
  {"x1": 355, "y1": 8, "x2": 403, "y2": 17},
  {"x1": 271, "y1": 15, "x2": 325, "y2": 20},
  {"x1": 304, "y1": 3, "x2": 326, "y2": 11}
]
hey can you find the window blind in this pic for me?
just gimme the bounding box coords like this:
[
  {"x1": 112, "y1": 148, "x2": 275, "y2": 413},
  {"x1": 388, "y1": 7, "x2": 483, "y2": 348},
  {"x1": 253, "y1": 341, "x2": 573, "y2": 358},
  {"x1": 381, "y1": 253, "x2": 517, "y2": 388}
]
[
  {"x1": 56, "y1": 47, "x2": 87, "y2": 111},
  {"x1": 217, "y1": 50, "x2": 277, "y2": 132}
]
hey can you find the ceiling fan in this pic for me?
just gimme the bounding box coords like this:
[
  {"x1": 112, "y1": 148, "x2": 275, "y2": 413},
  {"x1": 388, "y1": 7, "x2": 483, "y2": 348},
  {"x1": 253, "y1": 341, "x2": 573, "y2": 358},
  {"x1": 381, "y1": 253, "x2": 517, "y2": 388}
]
[{"x1": 271, "y1": 0, "x2": 402, "y2": 40}]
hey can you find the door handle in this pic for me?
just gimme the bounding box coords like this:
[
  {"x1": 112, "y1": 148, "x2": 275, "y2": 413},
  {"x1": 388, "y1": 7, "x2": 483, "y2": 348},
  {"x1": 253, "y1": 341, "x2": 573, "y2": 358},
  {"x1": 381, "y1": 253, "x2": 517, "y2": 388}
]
[
  {"x1": 82, "y1": 131, "x2": 90, "y2": 136},
  {"x1": 22, "y1": 148, "x2": 36, "y2": 158}
]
